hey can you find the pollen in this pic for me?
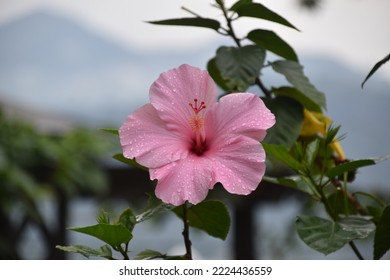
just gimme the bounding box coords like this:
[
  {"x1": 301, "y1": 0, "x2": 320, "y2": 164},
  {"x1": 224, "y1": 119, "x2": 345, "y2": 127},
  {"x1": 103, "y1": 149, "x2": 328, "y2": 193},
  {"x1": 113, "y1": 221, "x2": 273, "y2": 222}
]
[{"x1": 189, "y1": 114, "x2": 204, "y2": 132}]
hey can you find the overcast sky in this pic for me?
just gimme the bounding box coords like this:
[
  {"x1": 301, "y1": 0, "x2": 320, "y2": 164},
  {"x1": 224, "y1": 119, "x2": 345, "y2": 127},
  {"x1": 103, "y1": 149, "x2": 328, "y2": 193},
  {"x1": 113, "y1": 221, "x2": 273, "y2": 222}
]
[{"x1": 0, "y1": 0, "x2": 389, "y2": 80}]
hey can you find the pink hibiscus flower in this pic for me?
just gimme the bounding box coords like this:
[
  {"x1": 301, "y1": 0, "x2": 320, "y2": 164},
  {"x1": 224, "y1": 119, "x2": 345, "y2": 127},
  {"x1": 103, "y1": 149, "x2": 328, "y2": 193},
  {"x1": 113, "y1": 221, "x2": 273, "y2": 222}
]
[{"x1": 119, "y1": 64, "x2": 275, "y2": 206}]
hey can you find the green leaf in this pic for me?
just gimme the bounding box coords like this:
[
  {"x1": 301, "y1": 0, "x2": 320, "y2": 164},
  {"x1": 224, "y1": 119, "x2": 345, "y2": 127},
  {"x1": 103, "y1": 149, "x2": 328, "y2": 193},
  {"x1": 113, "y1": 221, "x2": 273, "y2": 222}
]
[
  {"x1": 56, "y1": 245, "x2": 113, "y2": 259},
  {"x1": 296, "y1": 216, "x2": 375, "y2": 255},
  {"x1": 272, "y1": 86, "x2": 322, "y2": 112},
  {"x1": 135, "y1": 249, "x2": 166, "y2": 260},
  {"x1": 97, "y1": 209, "x2": 110, "y2": 224},
  {"x1": 304, "y1": 138, "x2": 320, "y2": 167},
  {"x1": 325, "y1": 159, "x2": 377, "y2": 180},
  {"x1": 263, "y1": 96, "x2": 303, "y2": 148},
  {"x1": 338, "y1": 216, "x2": 376, "y2": 237},
  {"x1": 112, "y1": 153, "x2": 148, "y2": 171},
  {"x1": 230, "y1": 0, "x2": 253, "y2": 11},
  {"x1": 262, "y1": 143, "x2": 303, "y2": 172},
  {"x1": 354, "y1": 191, "x2": 387, "y2": 208},
  {"x1": 366, "y1": 206, "x2": 383, "y2": 224},
  {"x1": 374, "y1": 205, "x2": 390, "y2": 259},
  {"x1": 174, "y1": 200, "x2": 231, "y2": 240},
  {"x1": 232, "y1": 2, "x2": 299, "y2": 31},
  {"x1": 133, "y1": 249, "x2": 185, "y2": 260},
  {"x1": 118, "y1": 208, "x2": 136, "y2": 233},
  {"x1": 263, "y1": 175, "x2": 314, "y2": 196},
  {"x1": 147, "y1": 17, "x2": 220, "y2": 31},
  {"x1": 136, "y1": 193, "x2": 175, "y2": 223},
  {"x1": 69, "y1": 224, "x2": 132, "y2": 248},
  {"x1": 207, "y1": 58, "x2": 229, "y2": 91},
  {"x1": 271, "y1": 60, "x2": 326, "y2": 110},
  {"x1": 99, "y1": 128, "x2": 119, "y2": 135},
  {"x1": 215, "y1": 45, "x2": 266, "y2": 91},
  {"x1": 361, "y1": 53, "x2": 390, "y2": 88},
  {"x1": 327, "y1": 190, "x2": 358, "y2": 216},
  {"x1": 248, "y1": 29, "x2": 298, "y2": 62},
  {"x1": 324, "y1": 124, "x2": 341, "y2": 145}
]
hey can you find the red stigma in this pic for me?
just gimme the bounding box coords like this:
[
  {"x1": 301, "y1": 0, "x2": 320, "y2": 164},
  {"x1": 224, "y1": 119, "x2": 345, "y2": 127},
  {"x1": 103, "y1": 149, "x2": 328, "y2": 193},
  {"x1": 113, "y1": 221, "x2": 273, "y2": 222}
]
[{"x1": 189, "y1": 98, "x2": 206, "y2": 114}]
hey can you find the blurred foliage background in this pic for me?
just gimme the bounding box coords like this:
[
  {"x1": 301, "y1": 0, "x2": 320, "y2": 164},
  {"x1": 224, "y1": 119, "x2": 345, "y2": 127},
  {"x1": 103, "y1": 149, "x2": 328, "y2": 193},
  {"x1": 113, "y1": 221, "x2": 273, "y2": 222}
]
[{"x1": 0, "y1": 110, "x2": 108, "y2": 259}]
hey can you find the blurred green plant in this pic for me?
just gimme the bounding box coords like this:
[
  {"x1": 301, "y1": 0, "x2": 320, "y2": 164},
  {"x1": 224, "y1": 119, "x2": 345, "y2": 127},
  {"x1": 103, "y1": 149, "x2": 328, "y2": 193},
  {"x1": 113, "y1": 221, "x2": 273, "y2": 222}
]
[
  {"x1": 57, "y1": 193, "x2": 230, "y2": 260},
  {"x1": 0, "y1": 110, "x2": 108, "y2": 259}
]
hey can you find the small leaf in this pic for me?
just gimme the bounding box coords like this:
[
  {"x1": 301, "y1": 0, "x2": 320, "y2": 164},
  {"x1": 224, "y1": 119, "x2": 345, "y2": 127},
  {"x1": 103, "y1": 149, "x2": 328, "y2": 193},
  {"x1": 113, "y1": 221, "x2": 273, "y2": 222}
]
[
  {"x1": 296, "y1": 216, "x2": 375, "y2": 255},
  {"x1": 325, "y1": 159, "x2": 377, "y2": 180},
  {"x1": 248, "y1": 29, "x2": 298, "y2": 61},
  {"x1": 271, "y1": 60, "x2": 326, "y2": 110},
  {"x1": 263, "y1": 96, "x2": 303, "y2": 148},
  {"x1": 147, "y1": 17, "x2": 220, "y2": 31},
  {"x1": 136, "y1": 193, "x2": 175, "y2": 223},
  {"x1": 232, "y1": 2, "x2": 299, "y2": 31},
  {"x1": 135, "y1": 249, "x2": 166, "y2": 260},
  {"x1": 99, "y1": 128, "x2": 119, "y2": 135},
  {"x1": 304, "y1": 138, "x2": 320, "y2": 167},
  {"x1": 272, "y1": 86, "x2": 322, "y2": 112},
  {"x1": 117, "y1": 208, "x2": 136, "y2": 233},
  {"x1": 354, "y1": 191, "x2": 386, "y2": 208},
  {"x1": 97, "y1": 209, "x2": 110, "y2": 224},
  {"x1": 327, "y1": 190, "x2": 358, "y2": 217},
  {"x1": 174, "y1": 200, "x2": 231, "y2": 240},
  {"x1": 215, "y1": 45, "x2": 266, "y2": 91},
  {"x1": 69, "y1": 224, "x2": 132, "y2": 248},
  {"x1": 374, "y1": 205, "x2": 390, "y2": 259},
  {"x1": 207, "y1": 58, "x2": 230, "y2": 91},
  {"x1": 263, "y1": 143, "x2": 303, "y2": 172},
  {"x1": 134, "y1": 250, "x2": 185, "y2": 260},
  {"x1": 113, "y1": 153, "x2": 148, "y2": 171},
  {"x1": 230, "y1": 0, "x2": 253, "y2": 11},
  {"x1": 338, "y1": 216, "x2": 376, "y2": 238},
  {"x1": 56, "y1": 245, "x2": 113, "y2": 259},
  {"x1": 325, "y1": 126, "x2": 341, "y2": 146},
  {"x1": 361, "y1": 53, "x2": 390, "y2": 88},
  {"x1": 366, "y1": 206, "x2": 383, "y2": 224},
  {"x1": 263, "y1": 175, "x2": 314, "y2": 196}
]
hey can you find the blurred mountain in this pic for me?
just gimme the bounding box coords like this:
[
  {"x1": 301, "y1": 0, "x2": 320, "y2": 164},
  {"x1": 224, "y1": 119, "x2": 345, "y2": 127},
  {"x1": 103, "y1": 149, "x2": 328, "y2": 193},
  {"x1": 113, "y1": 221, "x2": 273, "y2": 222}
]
[
  {"x1": 0, "y1": 10, "x2": 389, "y2": 187},
  {"x1": 0, "y1": 10, "x2": 211, "y2": 126}
]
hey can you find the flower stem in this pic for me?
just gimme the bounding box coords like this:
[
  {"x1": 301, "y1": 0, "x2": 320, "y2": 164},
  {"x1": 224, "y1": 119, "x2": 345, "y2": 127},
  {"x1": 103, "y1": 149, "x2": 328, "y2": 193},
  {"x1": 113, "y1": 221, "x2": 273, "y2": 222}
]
[
  {"x1": 217, "y1": 0, "x2": 272, "y2": 97},
  {"x1": 182, "y1": 202, "x2": 192, "y2": 260},
  {"x1": 349, "y1": 241, "x2": 364, "y2": 260},
  {"x1": 255, "y1": 77, "x2": 272, "y2": 98},
  {"x1": 218, "y1": 1, "x2": 241, "y2": 47},
  {"x1": 314, "y1": 176, "x2": 365, "y2": 260},
  {"x1": 116, "y1": 244, "x2": 130, "y2": 260}
]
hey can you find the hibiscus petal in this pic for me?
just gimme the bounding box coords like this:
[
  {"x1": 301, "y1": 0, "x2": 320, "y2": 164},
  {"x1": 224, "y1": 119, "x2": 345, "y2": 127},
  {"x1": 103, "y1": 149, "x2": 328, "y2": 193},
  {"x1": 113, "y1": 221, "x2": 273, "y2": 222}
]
[
  {"x1": 119, "y1": 104, "x2": 189, "y2": 169},
  {"x1": 149, "y1": 64, "x2": 218, "y2": 135},
  {"x1": 208, "y1": 135, "x2": 266, "y2": 195},
  {"x1": 150, "y1": 155, "x2": 215, "y2": 206},
  {"x1": 205, "y1": 93, "x2": 275, "y2": 141}
]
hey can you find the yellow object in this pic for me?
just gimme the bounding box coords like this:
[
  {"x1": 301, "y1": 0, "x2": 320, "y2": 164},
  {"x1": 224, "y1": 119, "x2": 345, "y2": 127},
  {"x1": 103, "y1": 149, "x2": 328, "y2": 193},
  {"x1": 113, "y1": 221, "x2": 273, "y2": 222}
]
[{"x1": 300, "y1": 109, "x2": 346, "y2": 160}]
